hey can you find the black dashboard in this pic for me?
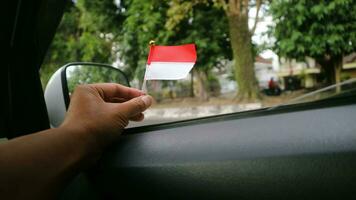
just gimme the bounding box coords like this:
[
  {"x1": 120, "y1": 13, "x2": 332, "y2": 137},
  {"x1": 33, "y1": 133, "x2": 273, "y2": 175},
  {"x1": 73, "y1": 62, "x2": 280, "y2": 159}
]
[{"x1": 61, "y1": 97, "x2": 356, "y2": 199}]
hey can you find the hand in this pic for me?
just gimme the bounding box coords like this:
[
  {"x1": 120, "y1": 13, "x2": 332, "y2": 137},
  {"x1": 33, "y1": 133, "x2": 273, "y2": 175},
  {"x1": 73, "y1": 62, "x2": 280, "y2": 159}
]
[
  {"x1": 0, "y1": 83, "x2": 153, "y2": 199},
  {"x1": 60, "y1": 83, "x2": 153, "y2": 151}
]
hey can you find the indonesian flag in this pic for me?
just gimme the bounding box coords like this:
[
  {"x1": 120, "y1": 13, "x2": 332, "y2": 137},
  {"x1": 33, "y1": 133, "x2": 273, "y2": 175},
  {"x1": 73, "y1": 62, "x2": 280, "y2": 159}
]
[{"x1": 144, "y1": 44, "x2": 197, "y2": 80}]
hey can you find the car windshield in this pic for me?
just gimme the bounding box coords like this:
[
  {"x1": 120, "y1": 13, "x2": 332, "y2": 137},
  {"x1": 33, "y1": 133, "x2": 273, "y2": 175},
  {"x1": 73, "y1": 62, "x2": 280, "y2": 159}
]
[
  {"x1": 40, "y1": 1, "x2": 356, "y2": 127},
  {"x1": 267, "y1": 78, "x2": 356, "y2": 111},
  {"x1": 284, "y1": 78, "x2": 356, "y2": 105}
]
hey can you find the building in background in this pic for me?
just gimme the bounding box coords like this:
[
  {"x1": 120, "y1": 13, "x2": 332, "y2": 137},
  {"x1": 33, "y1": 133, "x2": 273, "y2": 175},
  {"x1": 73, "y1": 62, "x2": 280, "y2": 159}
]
[
  {"x1": 254, "y1": 56, "x2": 276, "y2": 89},
  {"x1": 343, "y1": 53, "x2": 356, "y2": 80},
  {"x1": 218, "y1": 55, "x2": 278, "y2": 94},
  {"x1": 277, "y1": 57, "x2": 320, "y2": 90},
  {"x1": 274, "y1": 53, "x2": 356, "y2": 91}
]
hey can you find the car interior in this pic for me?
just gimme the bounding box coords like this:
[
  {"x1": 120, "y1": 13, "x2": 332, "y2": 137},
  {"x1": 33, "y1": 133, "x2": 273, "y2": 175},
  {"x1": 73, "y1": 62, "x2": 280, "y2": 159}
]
[{"x1": 2, "y1": 0, "x2": 356, "y2": 199}]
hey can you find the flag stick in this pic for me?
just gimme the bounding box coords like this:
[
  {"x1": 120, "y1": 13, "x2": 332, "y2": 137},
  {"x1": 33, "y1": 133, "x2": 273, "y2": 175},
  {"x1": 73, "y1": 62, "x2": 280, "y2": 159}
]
[
  {"x1": 141, "y1": 40, "x2": 155, "y2": 93},
  {"x1": 141, "y1": 79, "x2": 147, "y2": 93}
]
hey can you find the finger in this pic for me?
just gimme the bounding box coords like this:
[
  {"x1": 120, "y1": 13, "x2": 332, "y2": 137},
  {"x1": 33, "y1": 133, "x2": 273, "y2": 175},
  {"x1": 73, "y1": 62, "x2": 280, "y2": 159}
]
[
  {"x1": 116, "y1": 95, "x2": 153, "y2": 118},
  {"x1": 129, "y1": 113, "x2": 144, "y2": 122},
  {"x1": 88, "y1": 83, "x2": 145, "y2": 101}
]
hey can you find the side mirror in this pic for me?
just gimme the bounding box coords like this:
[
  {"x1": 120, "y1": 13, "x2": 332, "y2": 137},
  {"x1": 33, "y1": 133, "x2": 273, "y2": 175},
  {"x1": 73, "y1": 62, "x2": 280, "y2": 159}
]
[{"x1": 44, "y1": 62, "x2": 129, "y2": 127}]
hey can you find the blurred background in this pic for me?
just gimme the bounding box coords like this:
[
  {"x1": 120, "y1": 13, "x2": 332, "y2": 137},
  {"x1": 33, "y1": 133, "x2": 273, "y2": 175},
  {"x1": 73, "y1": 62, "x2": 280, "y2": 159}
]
[{"x1": 40, "y1": 0, "x2": 356, "y2": 125}]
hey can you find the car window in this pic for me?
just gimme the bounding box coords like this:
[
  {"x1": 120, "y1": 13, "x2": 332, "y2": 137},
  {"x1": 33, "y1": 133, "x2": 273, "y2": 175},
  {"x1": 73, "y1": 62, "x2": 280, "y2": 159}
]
[
  {"x1": 284, "y1": 78, "x2": 356, "y2": 105},
  {"x1": 40, "y1": 0, "x2": 356, "y2": 127}
]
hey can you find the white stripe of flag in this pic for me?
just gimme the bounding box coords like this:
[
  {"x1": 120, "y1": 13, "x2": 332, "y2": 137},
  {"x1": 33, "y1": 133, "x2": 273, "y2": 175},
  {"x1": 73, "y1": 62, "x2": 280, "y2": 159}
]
[
  {"x1": 143, "y1": 44, "x2": 197, "y2": 80},
  {"x1": 145, "y1": 62, "x2": 195, "y2": 80}
]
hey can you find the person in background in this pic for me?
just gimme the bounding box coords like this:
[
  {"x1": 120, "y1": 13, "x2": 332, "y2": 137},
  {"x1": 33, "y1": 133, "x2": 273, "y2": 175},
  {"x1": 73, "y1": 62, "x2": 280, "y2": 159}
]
[{"x1": 268, "y1": 77, "x2": 281, "y2": 96}]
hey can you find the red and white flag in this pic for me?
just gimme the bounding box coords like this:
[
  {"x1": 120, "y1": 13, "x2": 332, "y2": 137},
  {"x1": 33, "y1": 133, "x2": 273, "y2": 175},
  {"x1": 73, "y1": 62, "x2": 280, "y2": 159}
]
[{"x1": 144, "y1": 44, "x2": 197, "y2": 80}]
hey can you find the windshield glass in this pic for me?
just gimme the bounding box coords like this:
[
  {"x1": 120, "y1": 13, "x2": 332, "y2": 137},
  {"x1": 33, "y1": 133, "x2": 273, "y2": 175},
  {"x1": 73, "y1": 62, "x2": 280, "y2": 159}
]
[
  {"x1": 40, "y1": 0, "x2": 356, "y2": 127},
  {"x1": 284, "y1": 78, "x2": 356, "y2": 105}
]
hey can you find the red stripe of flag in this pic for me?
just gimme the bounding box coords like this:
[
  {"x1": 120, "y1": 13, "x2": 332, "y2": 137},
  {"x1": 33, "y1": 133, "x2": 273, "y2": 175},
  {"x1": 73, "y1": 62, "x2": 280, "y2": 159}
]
[{"x1": 147, "y1": 44, "x2": 197, "y2": 65}]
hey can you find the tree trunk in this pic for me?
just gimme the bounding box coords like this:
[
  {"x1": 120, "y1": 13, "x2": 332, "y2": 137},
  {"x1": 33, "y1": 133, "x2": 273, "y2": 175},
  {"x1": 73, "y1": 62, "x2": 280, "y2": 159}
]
[
  {"x1": 194, "y1": 68, "x2": 209, "y2": 101},
  {"x1": 318, "y1": 59, "x2": 334, "y2": 86},
  {"x1": 318, "y1": 55, "x2": 343, "y2": 87},
  {"x1": 227, "y1": 14, "x2": 259, "y2": 101},
  {"x1": 332, "y1": 55, "x2": 343, "y2": 93},
  {"x1": 333, "y1": 55, "x2": 342, "y2": 85},
  {"x1": 190, "y1": 71, "x2": 194, "y2": 97}
]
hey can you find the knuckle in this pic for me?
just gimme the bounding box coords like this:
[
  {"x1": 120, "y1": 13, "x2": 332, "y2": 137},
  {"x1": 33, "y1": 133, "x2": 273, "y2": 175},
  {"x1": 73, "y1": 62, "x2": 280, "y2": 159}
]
[{"x1": 133, "y1": 98, "x2": 146, "y2": 112}]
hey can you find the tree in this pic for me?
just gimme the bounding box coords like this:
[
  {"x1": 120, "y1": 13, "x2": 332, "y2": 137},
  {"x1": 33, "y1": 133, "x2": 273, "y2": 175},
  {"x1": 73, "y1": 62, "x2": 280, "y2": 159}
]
[
  {"x1": 166, "y1": 0, "x2": 264, "y2": 101},
  {"x1": 115, "y1": 0, "x2": 231, "y2": 100},
  {"x1": 270, "y1": 0, "x2": 356, "y2": 85},
  {"x1": 76, "y1": 0, "x2": 128, "y2": 63},
  {"x1": 119, "y1": 0, "x2": 169, "y2": 83},
  {"x1": 165, "y1": 2, "x2": 232, "y2": 100},
  {"x1": 40, "y1": 1, "x2": 81, "y2": 87},
  {"x1": 42, "y1": 0, "x2": 258, "y2": 101},
  {"x1": 41, "y1": 0, "x2": 121, "y2": 88}
]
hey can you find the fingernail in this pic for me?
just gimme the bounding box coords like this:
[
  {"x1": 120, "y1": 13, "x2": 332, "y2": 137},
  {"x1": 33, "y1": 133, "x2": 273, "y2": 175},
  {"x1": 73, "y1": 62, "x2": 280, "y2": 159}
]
[{"x1": 141, "y1": 95, "x2": 152, "y2": 107}]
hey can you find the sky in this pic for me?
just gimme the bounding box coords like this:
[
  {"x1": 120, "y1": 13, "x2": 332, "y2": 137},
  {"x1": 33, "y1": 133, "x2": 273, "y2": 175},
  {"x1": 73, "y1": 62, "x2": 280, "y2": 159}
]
[
  {"x1": 249, "y1": 6, "x2": 276, "y2": 59},
  {"x1": 248, "y1": 6, "x2": 279, "y2": 70}
]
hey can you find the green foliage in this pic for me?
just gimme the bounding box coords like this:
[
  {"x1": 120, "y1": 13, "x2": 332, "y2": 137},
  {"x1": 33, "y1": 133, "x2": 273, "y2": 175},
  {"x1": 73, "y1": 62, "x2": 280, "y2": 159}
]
[
  {"x1": 166, "y1": 0, "x2": 263, "y2": 100},
  {"x1": 40, "y1": 2, "x2": 81, "y2": 87},
  {"x1": 76, "y1": 0, "x2": 126, "y2": 33},
  {"x1": 270, "y1": 0, "x2": 356, "y2": 60},
  {"x1": 41, "y1": 0, "x2": 231, "y2": 97},
  {"x1": 119, "y1": 0, "x2": 169, "y2": 81},
  {"x1": 40, "y1": 1, "x2": 119, "y2": 88},
  {"x1": 119, "y1": 0, "x2": 231, "y2": 86},
  {"x1": 166, "y1": 2, "x2": 232, "y2": 71}
]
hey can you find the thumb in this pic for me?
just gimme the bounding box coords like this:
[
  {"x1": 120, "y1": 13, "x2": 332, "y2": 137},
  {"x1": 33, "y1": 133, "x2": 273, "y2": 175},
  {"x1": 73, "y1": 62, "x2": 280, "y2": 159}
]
[{"x1": 116, "y1": 95, "x2": 153, "y2": 118}]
